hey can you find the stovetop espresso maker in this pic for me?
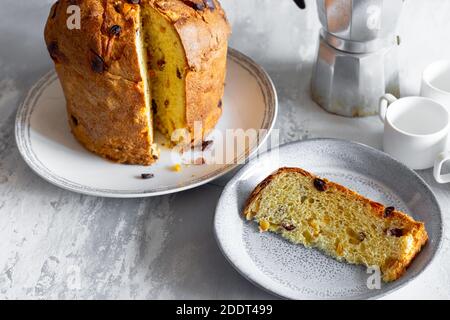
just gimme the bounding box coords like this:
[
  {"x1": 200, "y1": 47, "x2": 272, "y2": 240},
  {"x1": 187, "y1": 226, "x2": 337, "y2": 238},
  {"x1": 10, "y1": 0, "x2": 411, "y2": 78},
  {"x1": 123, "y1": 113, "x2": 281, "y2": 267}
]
[{"x1": 294, "y1": 0, "x2": 404, "y2": 117}]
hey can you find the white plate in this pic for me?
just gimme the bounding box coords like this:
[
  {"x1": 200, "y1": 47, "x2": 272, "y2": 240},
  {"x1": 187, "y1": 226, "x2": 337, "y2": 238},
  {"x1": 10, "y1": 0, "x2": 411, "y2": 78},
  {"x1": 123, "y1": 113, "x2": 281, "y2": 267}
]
[
  {"x1": 214, "y1": 139, "x2": 443, "y2": 300},
  {"x1": 15, "y1": 48, "x2": 277, "y2": 198}
]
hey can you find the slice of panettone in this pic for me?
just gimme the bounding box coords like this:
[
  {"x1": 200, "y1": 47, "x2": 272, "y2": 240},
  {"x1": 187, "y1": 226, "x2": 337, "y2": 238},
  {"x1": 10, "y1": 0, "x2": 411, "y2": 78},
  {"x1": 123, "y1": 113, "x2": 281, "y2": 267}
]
[{"x1": 244, "y1": 167, "x2": 428, "y2": 282}]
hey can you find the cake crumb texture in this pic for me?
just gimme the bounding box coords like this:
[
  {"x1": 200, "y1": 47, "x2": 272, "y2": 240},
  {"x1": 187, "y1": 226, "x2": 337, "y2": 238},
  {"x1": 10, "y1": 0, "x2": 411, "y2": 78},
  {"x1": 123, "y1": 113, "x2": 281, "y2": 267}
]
[{"x1": 244, "y1": 167, "x2": 428, "y2": 282}]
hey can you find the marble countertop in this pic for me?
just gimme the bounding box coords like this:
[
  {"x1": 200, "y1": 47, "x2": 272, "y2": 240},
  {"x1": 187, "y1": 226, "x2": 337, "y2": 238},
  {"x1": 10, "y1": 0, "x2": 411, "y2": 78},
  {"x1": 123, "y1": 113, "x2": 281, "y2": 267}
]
[{"x1": 1, "y1": 0, "x2": 449, "y2": 299}]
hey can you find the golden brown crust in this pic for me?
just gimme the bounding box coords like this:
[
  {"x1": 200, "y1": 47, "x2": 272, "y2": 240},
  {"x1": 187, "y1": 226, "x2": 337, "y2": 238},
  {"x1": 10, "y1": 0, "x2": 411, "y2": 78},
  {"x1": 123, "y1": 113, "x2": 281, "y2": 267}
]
[
  {"x1": 244, "y1": 167, "x2": 429, "y2": 281},
  {"x1": 44, "y1": 0, "x2": 230, "y2": 164},
  {"x1": 45, "y1": 0, "x2": 156, "y2": 165}
]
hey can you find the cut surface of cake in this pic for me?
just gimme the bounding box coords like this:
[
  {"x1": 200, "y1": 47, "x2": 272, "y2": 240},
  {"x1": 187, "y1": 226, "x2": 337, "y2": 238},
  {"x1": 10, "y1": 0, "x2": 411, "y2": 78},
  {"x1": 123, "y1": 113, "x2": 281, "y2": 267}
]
[
  {"x1": 244, "y1": 167, "x2": 428, "y2": 282},
  {"x1": 44, "y1": 0, "x2": 230, "y2": 165}
]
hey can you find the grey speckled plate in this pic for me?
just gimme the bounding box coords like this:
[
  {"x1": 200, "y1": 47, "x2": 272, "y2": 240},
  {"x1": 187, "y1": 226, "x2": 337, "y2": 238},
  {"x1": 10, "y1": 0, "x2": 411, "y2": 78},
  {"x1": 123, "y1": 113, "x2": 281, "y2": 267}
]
[{"x1": 214, "y1": 139, "x2": 443, "y2": 300}]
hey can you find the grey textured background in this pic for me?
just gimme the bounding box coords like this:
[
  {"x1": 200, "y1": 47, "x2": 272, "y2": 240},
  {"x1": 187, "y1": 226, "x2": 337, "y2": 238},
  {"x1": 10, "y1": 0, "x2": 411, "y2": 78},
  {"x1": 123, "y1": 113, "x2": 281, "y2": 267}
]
[{"x1": 0, "y1": 0, "x2": 449, "y2": 299}]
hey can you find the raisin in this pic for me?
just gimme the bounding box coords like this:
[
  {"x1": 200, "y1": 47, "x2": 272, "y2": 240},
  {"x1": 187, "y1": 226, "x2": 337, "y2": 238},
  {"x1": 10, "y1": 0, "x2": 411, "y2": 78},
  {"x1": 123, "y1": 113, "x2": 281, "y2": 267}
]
[
  {"x1": 51, "y1": 1, "x2": 59, "y2": 19},
  {"x1": 141, "y1": 173, "x2": 154, "y2": 179},
  {"x1": 181, "y1": 0, "x2": 206, "y2": 11},
  {"x1": 91, "y1": 51, "x2": 105, "y2": 74},
  {"x1": 108, "y1": 25, "x2": 122, "y2": 37},
  {"x1": 218, "y1": 100, "x2": 223, "y2": 108},
  {"x1": 71, "y1": 115, "x2": 79, "y2": 126},
  {"x1": 358, "y1": 232, "x2": 366, "y2": 241},
  {"x1": 113, "y1": 3, "x2": 122, "y2": 13},
  {"x1": 176, "y1": 68, "x2": 182, "y2": 79},
  {"x1": 384, "y1": 206, "x2": 395, "y2": 218},
  {"x1": 313, "y1": 178, "x2": 327, "y2": 192},
  {"x1": 164, "y1": 100, "x2": 169, "y2": 107},
  {"x1": 157, "y1": 59, "x2": 166, "y2": 71},
  {"x1": 153, "y1": 155, "x2": 159, "y2": 160},
  {"x1": 204, "y1": 0, "x2": 216, "y2": 11},
  {"x1": 387, "y1": 228, "x2": 403, "y2": 237},
  {"x1": 201, "y1": 140, "x2": 213, "y2": 151},
  {"x1": 151, "y1": 99, "x2": 157, "y2": 114},
  {"x1": 47, "y1": 41, "x2": 60, "y2": 62},
  {"x1": 293, "y1": 0, "x2": 306, "y2": 9},
  {"x1": 282, "y1": 223, "x2": 296, "y2": 231}
]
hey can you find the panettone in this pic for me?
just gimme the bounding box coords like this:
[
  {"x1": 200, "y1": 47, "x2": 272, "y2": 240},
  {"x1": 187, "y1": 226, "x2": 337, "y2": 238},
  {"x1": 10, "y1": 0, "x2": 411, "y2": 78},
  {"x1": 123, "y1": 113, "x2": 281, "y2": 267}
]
[
  {"x1": 44, "y1": 0, "x2": 230, "y2": 165},
  {"x1": 244, "y1": 168, "x2": 428, "y2": 282}
]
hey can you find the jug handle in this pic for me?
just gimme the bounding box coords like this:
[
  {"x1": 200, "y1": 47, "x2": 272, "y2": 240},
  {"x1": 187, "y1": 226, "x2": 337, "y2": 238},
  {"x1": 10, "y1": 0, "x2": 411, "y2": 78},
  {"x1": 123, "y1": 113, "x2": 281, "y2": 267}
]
[
  {"x1": 379, "y1": 94, "x2": 398, "y2": 122},
  {"x1": 434, "y1": 152, "x2": 450, "y2": 184}
]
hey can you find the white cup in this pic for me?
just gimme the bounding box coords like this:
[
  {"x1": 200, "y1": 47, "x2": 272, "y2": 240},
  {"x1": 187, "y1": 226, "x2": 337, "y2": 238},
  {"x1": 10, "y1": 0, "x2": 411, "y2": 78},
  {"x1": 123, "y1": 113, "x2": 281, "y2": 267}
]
[
  {"x1": 379, "y1": 94, "x2": 450, "y2": 183},
  {"x1": 421, "y1": 60, "x2": 450, "y2": 112}
]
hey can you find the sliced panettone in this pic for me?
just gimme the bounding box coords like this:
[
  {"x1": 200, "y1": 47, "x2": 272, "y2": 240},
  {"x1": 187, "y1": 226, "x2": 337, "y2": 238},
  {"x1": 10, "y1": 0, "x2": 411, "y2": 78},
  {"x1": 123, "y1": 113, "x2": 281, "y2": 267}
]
[
  {"x1": 44, "y1": 0, "x2": 230, "y2": 165},
  {"x1": 244, "y1": 167, "x2": 428, "y2": 282}
]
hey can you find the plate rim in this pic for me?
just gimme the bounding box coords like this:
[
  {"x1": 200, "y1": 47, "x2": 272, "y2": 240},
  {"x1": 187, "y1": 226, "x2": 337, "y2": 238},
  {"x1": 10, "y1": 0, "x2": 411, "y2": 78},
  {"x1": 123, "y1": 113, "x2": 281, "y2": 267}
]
[
  {"x1": 214, "y1": 138, "x2": 444, "y2": 300},
  {"x1": 15, "y1": 47, "x2": 278, "y2": 198}
]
